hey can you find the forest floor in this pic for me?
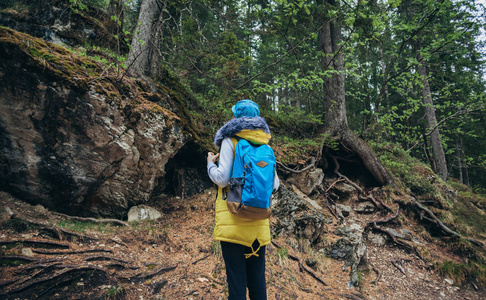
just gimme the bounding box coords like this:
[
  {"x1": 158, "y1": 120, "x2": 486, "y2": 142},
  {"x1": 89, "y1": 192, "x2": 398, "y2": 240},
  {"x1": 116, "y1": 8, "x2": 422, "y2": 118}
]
[{"x1": 0, "y1": 189, "x2": 485, "y2": 300}]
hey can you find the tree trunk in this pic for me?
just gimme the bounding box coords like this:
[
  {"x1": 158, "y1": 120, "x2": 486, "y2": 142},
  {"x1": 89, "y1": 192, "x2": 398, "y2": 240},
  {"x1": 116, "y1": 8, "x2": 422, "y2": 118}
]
[
  {"x1": 456, "y1": 135, "x2": 469, "y2": 186},
  {"x1": 107, "y1": 0, "x2": 125, "y2": 54},
  {"x1": 319, "y1": 0, "x2": 394, "y2": 186},
  {"x1": 126, "y1": 0, "x2": 164, "y2": 80},
  {"x1": 417, "y1": 52, "x2": 448, "y2": 181}
]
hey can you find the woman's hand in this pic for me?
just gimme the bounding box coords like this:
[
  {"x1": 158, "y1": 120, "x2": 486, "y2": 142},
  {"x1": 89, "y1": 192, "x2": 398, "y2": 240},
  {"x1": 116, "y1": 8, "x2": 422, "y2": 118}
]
[{"x1": 207, "y1": 152, "x2": 220, "y2": 164}]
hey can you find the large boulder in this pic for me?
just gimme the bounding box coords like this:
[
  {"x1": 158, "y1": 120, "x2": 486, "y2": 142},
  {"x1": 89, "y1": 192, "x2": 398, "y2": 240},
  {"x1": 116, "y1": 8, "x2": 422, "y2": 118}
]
[
  {"x1": 327, "y1": 223, "x2": 367, "y2": 287},
  {"x1": 272, "y1": 185, "x2": 333, "y2": 241},
  {"x1": 0, "y1": 0, "x2": 122, "y2": 50},
  {"x1": 0, "y1": 28, "x2": 191, "y2": 217},
  {"x1": 287, "y1": 168, "x2": 324, "y2": 195}
]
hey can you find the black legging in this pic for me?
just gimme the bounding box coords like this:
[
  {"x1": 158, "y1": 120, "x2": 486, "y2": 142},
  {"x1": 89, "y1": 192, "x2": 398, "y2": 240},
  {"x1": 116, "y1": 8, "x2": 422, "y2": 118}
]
[{"x1": 220, "y1": 240, "x2": 267, "y2": 300}]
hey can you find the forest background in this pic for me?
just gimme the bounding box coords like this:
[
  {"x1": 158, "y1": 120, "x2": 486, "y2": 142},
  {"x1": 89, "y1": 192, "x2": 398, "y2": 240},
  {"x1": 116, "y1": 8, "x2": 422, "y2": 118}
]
[
  {"x1": 15, "y1": 0, "x2": 484, "y2": 196},
  {"x1": 1, "y1": 0, "x2": 486, "y2": 297}
]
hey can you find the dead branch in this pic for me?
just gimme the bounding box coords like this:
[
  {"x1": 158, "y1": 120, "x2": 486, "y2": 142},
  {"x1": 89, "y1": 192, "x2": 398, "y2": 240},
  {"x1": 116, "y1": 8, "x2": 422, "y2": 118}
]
[
  {"x1": 391, "y1": 259, "x2": 407, "y2": 276},
  {"x1": 126, "y1": 265, "x2": 178, "y2": 282},
  {"x1": 191, "y1": 254, "x2": 211, "y2": 265},
  {"x1": 109, "y1": 237, "x2": 129, "y2": 248},
  {"x1": 325, "y1": 178, "x2": 345, "y2": 192},
  {"x1": 0, "y1": 239, "x2": 70, "y2": 249},
  {"x1": 51, "y1": 211, "x2": 129, "y2": 227},
  {"x1": 370, "y1": 264, "x2": 381, "y2": 284},
  {"x1": 199, "y1": 274, "x2": 224, "y2": 285},
  {"x1": 271, "y1": 241, "x2": 327, "y2": 286}
]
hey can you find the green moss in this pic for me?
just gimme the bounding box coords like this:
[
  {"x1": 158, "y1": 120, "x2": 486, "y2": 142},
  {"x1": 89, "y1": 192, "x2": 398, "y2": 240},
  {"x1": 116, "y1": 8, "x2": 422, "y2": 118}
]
[
  {"x1": 57, "y1": 220, "x2": 113, "y2": 234},
  {"x1": 437, "y1": 260, "x2": 486, "y2": 286}
]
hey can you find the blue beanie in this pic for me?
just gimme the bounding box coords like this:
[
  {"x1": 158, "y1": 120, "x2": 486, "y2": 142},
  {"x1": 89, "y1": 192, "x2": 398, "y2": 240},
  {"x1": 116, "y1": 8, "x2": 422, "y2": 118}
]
[{"x1": 232, "y1": 99, "x2": 260, "y2": 118}]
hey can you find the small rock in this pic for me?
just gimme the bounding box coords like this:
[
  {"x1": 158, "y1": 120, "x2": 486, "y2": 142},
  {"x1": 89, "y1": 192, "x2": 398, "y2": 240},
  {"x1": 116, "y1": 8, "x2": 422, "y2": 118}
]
[
  {"x1": 21, "y1": 248, "x2": 34, "y2": 257},
  {"x1": 354, "y1": 202, "x2": 375, "y2": 214},
  {"x1": 34, "y1": 204, "x2": 48, "y2": 214},
  {"x1": 127, "y1": 205, "x2": 162, "y2": 222},
  {"x1": 152, "y1": 280, "x2": 168, "y2": 294},
  {"x1": 305, "y1": 258, "x2": 317, "y2": 269},
  {"x1": 334, "y1": 182, "x2": 357, "y2": 193},
  {"x1": 444, "y1": 278, "x2": 453, "y2": 285},
  {"x1": 336, "y1": 204, "x2": 351, "y2": 218}
]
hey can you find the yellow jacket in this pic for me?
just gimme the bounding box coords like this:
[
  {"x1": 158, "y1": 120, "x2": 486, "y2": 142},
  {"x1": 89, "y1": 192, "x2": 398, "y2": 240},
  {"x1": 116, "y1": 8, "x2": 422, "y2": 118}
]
[{"x1": 213, "y1": 129, "x2": 272, "y2": 252}]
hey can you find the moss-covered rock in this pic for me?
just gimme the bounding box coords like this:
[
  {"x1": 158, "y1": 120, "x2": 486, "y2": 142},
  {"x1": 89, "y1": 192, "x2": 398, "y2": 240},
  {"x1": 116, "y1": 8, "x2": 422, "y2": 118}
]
[{"x1": 0, "y1": 27, "x2": 197, "y2": 217}]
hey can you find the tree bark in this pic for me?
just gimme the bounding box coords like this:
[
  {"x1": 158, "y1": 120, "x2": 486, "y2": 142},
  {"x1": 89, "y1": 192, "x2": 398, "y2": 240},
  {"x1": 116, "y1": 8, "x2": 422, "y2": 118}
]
[
  {"x1": 456, "y1": 135, "x2": 469, "y2": 186},
  {"x1": 126, "y1": 0, "x2": 164, "y2": 80},
  {"x1": 417, "y1": 52, "x2": 448, "y2": 181},
  {"x1": 319, "y1": 0, "x2": 394, "y2": 186},
  {"x1": 107, "y1": 0, "x2": 125, "y2": 54}
]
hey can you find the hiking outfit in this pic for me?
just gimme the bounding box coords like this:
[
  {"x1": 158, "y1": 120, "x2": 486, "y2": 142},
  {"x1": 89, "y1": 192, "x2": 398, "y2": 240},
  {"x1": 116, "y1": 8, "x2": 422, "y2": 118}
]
[{"x1": 208, "y1": 101, "x2": 279, "y2": 300}]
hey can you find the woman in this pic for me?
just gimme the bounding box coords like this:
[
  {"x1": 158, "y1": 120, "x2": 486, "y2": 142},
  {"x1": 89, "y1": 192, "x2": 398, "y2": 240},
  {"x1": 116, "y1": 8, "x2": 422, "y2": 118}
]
[{"x1": 207, "y1": 99, "x2": 279, "y2": 300}]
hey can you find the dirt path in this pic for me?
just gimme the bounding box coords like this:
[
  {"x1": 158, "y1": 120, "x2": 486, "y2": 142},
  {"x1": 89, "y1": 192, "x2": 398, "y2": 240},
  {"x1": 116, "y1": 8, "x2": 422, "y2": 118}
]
[{"x1": 0, "y1": 190, "x2": 484, "y2": 299}]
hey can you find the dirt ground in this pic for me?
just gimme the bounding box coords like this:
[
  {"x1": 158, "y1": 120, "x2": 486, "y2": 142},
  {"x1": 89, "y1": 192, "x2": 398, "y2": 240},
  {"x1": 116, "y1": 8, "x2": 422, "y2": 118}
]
[{"x1": 0, "y1": 189, "x2": 485, "y2": 299}]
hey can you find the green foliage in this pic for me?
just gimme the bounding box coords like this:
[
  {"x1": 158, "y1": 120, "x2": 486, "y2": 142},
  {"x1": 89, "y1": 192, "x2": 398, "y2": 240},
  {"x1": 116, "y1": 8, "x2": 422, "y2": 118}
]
[
  {"x1": 437, "y1": 260, "x2": 486, "y2": 286},
  {"x1": 371, "y1": 140, "x2": 439, "y2": 196},
  {"x1": 447, "y1": 180, "x2": 486, "y2": 235},
  {"x1": 105, "y1": 284, "x2": 125, "y2": 300},
  {"x1": 265, "y1": 105, "x2": 322, "y2": 138},
  {"x1": 57, "y1": 220, "x2": 113, "y2": 234},
  {"x1": 276, "y1": 247, "x2": 288, "y2": 259},
  {"x1": 211, "y1": 240, "x2": 221, "y2": 256},
  {"x1": 69, "y1": 0, "x2": 109, "y2": 12}
]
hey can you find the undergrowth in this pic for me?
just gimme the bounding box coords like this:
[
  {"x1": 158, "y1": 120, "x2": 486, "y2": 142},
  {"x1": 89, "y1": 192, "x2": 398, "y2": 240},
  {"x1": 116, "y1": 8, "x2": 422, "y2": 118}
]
[{"x1": 57, "y1": 220, "x2": 114, "y2": 234}]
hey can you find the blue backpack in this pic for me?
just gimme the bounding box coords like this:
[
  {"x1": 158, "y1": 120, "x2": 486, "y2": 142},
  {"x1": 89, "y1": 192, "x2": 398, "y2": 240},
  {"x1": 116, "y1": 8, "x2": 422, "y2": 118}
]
[{"x1": 225, "y1": 138, "x2": 276, "y2": 220}]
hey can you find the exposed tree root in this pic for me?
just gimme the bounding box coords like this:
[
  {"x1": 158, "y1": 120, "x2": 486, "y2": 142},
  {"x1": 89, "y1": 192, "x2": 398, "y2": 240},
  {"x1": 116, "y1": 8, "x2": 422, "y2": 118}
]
[
  {"x1": 396, "y1": 197, "x2": 485, "y2": 248},
  {"x1": 0, "y1": 239, "x2": 70, "y2": 249},
  {"x1": 329, "y1": 154, "x2": 394, "y2": 213},
  {"x1": 8, "y1": 213, "x2": 100, "y2": 242},
  {"x1": 32, "y1": 248, "x2": 113, "y2": 255},
  {"x1": 1, "y1": 255, "x2": 41, "y2": 263},
  {"x1": 368, "y1": 222, "x2": 423, "y2": 261},
  {"x1": 272, "y1": 241, "x2": 327, "y2": 286},
  {"x1": 0, "y1": 265, "x2": 109, "y2": 297},
  {"x1": 371, "y1": 207, "x2": 401, "y2": 225},
  {"x1": 51, "y1": 211, "x2": 130, "y2": 227},
  {"x1": 277, "y1": 158, "x2": 316, "y2": 174},
  {"x1": 85, "y1": 254, "x2": 130, "y2": 264}
]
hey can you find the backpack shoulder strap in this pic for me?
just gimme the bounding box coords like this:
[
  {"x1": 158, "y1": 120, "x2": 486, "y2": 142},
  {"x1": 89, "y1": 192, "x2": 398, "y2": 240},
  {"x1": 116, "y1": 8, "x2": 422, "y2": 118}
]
[{"x1": 230, "y1": 137, "x2": 238, "y2": 150}]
